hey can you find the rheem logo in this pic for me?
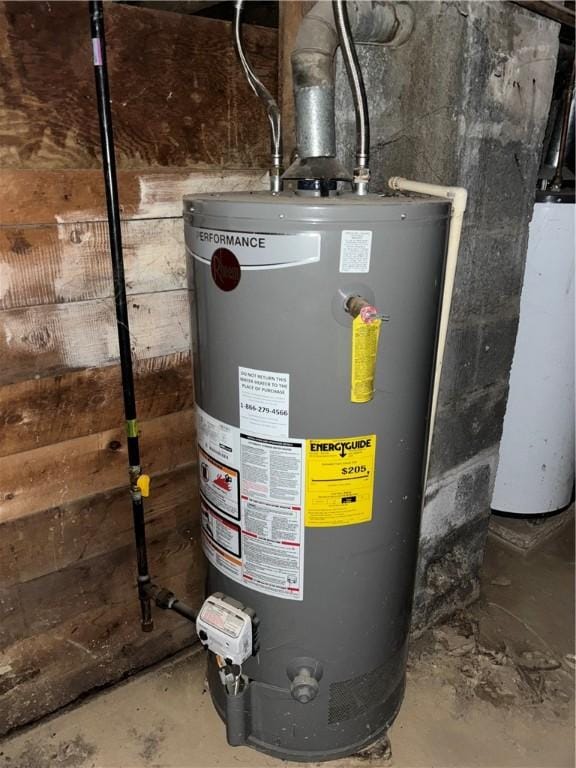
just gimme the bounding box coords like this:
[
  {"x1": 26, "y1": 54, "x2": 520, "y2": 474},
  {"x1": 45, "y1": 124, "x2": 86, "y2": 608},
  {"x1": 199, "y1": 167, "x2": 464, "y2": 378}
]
[{"x1": 211, "y1": 247, "x2": 241, "y2": 291}]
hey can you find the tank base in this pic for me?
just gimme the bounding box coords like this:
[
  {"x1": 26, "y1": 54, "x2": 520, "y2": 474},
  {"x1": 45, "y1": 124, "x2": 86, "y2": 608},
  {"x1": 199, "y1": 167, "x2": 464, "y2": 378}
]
[{"x1": 208, "y1": 660, "x2": 405, "y2": 763}]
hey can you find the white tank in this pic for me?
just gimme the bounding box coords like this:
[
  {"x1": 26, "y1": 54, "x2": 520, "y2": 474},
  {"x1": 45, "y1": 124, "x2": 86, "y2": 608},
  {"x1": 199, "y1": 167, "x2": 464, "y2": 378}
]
[{"x1": 492, "y1": 194, "x2": 575, "y2": 515}]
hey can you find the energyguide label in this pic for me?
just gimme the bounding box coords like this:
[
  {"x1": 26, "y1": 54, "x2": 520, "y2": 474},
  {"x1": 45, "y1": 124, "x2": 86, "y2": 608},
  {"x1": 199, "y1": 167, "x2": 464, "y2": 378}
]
[{"x1": 305, "y1": 436, "x2": 377, "y2": 527}]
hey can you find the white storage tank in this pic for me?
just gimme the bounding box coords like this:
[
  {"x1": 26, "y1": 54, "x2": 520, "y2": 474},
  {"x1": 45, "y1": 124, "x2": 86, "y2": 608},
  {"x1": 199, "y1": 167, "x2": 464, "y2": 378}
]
[{"x1": 492, "y1": 191, "x2": 575, "y2": 515}]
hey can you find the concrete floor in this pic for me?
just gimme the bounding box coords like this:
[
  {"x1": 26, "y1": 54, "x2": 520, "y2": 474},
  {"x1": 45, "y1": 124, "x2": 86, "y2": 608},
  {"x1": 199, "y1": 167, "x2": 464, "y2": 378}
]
[{"x1": 1, "y1": 517, "x2": 574, "y2": 768}]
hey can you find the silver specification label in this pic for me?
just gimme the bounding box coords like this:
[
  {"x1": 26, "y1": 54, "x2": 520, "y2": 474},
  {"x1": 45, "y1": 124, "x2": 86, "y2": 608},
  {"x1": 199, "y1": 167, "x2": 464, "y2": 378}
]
[{"x1": 189, "y1": 227, "x2": 321, "y2": 268}]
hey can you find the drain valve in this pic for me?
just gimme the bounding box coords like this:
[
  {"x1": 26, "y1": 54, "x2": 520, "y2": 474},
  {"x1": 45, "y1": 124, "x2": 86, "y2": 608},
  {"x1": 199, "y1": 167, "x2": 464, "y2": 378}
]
[{"x1": 287, "y1": 658, "x2": 323, "y2": 704}]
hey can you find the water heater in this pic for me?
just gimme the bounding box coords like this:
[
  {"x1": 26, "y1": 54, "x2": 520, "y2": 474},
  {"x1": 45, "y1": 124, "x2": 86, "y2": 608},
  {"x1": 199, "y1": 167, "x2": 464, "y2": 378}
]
[
  {"x1": 184, "y1": 191, "x2": 449, "y2": 761},
  {"x1": 492, "y1": 194, "x2": 575, "y2": 515}
]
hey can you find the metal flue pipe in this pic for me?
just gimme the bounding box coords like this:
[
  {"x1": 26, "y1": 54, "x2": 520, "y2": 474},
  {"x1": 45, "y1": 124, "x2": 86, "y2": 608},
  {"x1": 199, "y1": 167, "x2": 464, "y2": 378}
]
[
  {"x1": 286, "y1": 1, "x2": 414, "y2": 186},
  {"x1": 89, "y1": 0, "x2": 196, "y2": 631},
  {"x1": 234, "y1": 0, "x2": 283, "y2": 192}
]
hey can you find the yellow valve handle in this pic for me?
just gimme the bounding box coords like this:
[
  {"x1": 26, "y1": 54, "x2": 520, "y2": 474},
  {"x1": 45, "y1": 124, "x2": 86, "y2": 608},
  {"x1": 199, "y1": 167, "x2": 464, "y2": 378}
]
[{"x1": 136, "y1": 474, "x2": 151, "y2": 497}]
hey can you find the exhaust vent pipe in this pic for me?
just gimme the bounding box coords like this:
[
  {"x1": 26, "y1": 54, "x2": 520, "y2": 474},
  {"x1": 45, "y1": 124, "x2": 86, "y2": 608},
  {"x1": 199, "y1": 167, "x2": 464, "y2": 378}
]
[{"x1": 285, "y1": 0, "x2": 414, "y2": 191}]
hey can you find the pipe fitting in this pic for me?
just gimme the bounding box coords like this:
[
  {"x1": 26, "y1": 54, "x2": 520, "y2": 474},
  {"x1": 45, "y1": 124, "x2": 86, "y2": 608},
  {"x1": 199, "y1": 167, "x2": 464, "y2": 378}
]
[
  {"x1": 388, "y1": 177, "x2": 468, "y2": 207},
  {"x1": 379, "y1": 2, "x2": 415, "y2": 48}
]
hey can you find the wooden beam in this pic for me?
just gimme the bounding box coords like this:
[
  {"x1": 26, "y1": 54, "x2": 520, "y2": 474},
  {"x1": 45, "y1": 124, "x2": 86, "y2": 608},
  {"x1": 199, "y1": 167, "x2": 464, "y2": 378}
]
[
  {"x1": 120, "y1": 1, "x2": 226, "y2": 14},
  {"x1": 0, "y1": 465, "x2": 203, "y2": 734},
  {"x1": 0, "y1": 461, "x2": 203, "y2": 735},
  {"x1": 1, "y1": 512, "x2": 202, "y2": 647},
  {"x1": 0, "y1": 169, "x2": 267, "y2": 226},
  {"x1": 0, "y1": 2, "x2": 277, "y2": 170},
  {"x1": 0, "y1": 218, "x2": 187, "y2": 311},
  {"x1": 0, "y1": 353, "x2": 193, "y2": 457},
  {"x1": 512, "y1": 1, "x2": 575, "y2": 26},
  {"x1": 0, "y1": 409, "x2": 196, "y2": 523},
  {"x1": 0, "y1": 464, "x2": 198, "y2": 587},
  {"x1": 0, "y1": 594, "x2": 200, "y2": 736},
  {"x1": 1, "y1": 523, "x2": 197, "y2": 647},
  {"x1": 0, "y1": 289, "x2": 191, "y2": 386}
]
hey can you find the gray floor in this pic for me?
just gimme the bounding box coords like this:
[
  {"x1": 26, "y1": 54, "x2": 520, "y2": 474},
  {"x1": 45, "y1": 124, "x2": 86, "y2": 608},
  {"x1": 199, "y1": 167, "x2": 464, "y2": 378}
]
[{"x1": 1, "y1": 515, "x2": 574, "y2": 768}]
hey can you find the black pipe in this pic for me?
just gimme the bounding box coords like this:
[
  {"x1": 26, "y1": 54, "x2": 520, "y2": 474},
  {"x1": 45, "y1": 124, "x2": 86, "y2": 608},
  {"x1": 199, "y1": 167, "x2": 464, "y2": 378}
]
[
  {"x1": 225, "y1": 683, "x2": 249, "y2": 746},
  {"x1": 145, "y1": 584, "x2": 198, "y2": 623},
  {"x1": 551, "y1": 59, "x2": 575, "y2": 191},
  {"x1": 89, "y1": 0, "x2": 153, "y2": 632},
  {"x1": 89, "y1": 0, "x2": 198, "y2": 633}
]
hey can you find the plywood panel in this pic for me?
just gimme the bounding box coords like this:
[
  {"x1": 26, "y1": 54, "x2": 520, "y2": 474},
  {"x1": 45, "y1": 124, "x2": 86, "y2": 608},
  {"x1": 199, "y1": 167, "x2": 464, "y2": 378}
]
[
  {"x1": 0, "y1": 353, "x2": 193, "y2": 458},
  {"x1": 0, "y1": 289, "x2": 191, "y2": 385},
  {"x1": 0, "y1": 169, "x2": 267, "y2": 226},
  {"x1": 0, "y1": 2, "x2": 277, "y2": 170},
  {"x1": 0, "y1": 409, "x2": 196, "y2": 523}
]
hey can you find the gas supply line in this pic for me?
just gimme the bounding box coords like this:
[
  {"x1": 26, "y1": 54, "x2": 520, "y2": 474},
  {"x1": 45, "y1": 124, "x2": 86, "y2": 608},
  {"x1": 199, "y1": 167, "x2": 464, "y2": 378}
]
[
  {"x1": 89, "y1": 0, "x2": 197, "y2": 632},
  {"x1": 234, "y1": 0, "x2": 283, "y2": 193}
]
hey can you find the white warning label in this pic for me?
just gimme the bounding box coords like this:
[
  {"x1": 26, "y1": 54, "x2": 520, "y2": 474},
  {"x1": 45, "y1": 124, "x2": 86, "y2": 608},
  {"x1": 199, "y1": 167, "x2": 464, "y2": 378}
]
[
  {"x1": 240, "y1": 434, "x2": 304, "y2": 600},
  {"x1": 202, "y1": 533, "x2": 242, "y2": 583},
  {"x1": 196, "y1": 406, "x2": 304, "y2": 600},
  {"x1": 199, "y1": 447, "x2": 240, "y2": 521},
  {"x1": 196, "y1": 405, "x2": 239, "y2": 466},
  {"x1": 239, "y1": 367, "x2": 290, "y2": 438},
  {"x1": 339, "y1": 230, "x2": 373, "y2": 273},
  {"x1": 201, "y1": 497, "x2": 241, "y2": 558}
]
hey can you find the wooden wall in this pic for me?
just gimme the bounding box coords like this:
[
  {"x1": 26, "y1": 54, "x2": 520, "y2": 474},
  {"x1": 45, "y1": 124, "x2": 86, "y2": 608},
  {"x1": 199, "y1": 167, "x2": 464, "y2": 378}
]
[{"x1": 0, "y1": 1, "x2": 276, "y2": 734}]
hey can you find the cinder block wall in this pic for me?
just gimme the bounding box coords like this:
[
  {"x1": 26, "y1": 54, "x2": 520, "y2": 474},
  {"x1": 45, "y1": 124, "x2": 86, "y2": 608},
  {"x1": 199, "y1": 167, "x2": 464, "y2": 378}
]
[{"x1": 335, "y1": 1, "x2": 559, "y2": 629}]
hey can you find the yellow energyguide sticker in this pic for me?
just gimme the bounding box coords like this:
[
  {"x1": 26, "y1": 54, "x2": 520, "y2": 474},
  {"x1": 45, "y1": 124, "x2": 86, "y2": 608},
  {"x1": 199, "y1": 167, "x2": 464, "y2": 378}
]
[
  {"x1": 350, "y1": 314, "x2": 382, "y2": 402},
  {"x1": 305, "y1": 435, "x2": 377, "y2": 527}
]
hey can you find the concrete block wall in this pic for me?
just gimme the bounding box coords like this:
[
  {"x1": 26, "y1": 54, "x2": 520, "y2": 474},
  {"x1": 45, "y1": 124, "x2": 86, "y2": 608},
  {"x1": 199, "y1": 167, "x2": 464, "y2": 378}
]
[{"x1": 335, "y1": 1, "x2": 559, "y2": 629}]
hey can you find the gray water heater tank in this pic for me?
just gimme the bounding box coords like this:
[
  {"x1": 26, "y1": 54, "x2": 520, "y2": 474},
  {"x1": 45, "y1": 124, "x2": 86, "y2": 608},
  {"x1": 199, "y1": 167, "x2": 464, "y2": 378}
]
[{"x1": 184, "y1": 191, "x2": 449, "y2": 762}]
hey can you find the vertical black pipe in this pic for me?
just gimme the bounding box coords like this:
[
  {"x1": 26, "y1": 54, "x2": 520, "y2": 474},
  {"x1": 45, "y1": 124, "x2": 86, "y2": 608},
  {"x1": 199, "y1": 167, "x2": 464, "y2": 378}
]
[
  {"x1": 551, "y1": 59, "x2": 575, "y2": 191},
  {"x1": 89, "y1": 0, "x2": 153, "y2": 632}
]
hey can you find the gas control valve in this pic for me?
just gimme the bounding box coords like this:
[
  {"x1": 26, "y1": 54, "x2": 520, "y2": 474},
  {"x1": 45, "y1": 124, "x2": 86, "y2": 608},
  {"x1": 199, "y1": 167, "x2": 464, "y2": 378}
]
[{"x1": 196, "y1": 593, "x2": 259, "y2": 666}]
